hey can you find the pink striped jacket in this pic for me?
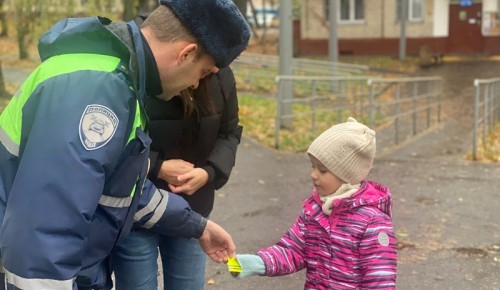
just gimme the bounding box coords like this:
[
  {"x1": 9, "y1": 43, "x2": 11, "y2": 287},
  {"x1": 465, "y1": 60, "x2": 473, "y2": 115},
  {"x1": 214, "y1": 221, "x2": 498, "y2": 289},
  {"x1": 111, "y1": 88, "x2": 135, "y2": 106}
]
[{"x1": 257, "y1": 181, "x2": 397, "y2": 289}]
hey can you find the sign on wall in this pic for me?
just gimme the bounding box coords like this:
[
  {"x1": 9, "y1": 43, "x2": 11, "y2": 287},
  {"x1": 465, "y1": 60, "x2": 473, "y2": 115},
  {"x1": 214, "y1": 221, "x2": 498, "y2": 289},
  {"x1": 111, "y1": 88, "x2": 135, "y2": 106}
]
[
  {"x1": 460, "y1": 0, "x2": 473, "y2": 6},
  {"x1": 482, "y1": 12, "x2": 500, "y2": 36}
]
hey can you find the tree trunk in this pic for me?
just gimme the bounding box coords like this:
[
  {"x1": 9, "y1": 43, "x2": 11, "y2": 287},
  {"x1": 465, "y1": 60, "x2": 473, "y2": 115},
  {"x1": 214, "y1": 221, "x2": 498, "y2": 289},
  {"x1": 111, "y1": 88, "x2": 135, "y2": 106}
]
[
  {"x1": 17, "y1": 29, "x2": 29, "y2": 60},
  {"x1": 233, "y1": 0, "x2": 247, "y2": 17},
  {"x1": 122, "y1": 0, "x2": 136, "y2": 21},
  {"x1": 138, "y1": 0, "x2": 157, "y2": 15},
  {"x1": 0, "y1": 0, "x2": 7, "y2": 37},
  {"x1": 0, "y1": 61, "x2": 9, "y2": 99},
  {"x1": 0, "y1": 12, "x2": 7, "y2": 37},
  {"x1": 15, "y1": 0, "x2": 38, "y2": 60}
]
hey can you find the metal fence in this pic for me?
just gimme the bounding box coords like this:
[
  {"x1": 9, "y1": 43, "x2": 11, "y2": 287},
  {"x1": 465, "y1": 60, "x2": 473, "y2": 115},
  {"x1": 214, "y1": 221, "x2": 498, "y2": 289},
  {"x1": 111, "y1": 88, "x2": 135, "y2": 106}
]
[
  {"x1": 274, "y1": 75, "x2": 443, "y2": 149},
  {"x1": 472, "y1": 78, "x2": 500, "y2": 160},
  {"x1": 367, "y1": 77, "x2": 442, "y2": 144},
  {"x1": 231, "y1": 52, "x2": 371, "y2": 96}
]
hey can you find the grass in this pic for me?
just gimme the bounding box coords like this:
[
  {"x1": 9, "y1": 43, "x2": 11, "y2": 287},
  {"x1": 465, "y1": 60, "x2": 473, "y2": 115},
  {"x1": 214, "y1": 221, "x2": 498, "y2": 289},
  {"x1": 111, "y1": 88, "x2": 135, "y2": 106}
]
[
  {"x1": 339, "y1": 55, "x2": 421, "y2": 74},
  {"x1": 237, "y1": 94, "x2": 277, "y2": 148},
  {"x1": 238, "y1": 93, "x2": 350, "y2": 152},
  {"x1": 468, "y1": 124, "x2": 500, "y2": 162}
]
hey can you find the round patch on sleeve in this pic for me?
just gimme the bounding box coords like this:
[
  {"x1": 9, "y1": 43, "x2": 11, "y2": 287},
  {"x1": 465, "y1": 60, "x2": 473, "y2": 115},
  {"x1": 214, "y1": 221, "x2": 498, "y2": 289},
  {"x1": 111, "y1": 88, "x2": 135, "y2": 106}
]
[
  {"x1": 79, "y1": 104, "x2": 119, "y2": 150},
  {"x1": 378, "y1": 232, "x2": 390, "y2": 247}
]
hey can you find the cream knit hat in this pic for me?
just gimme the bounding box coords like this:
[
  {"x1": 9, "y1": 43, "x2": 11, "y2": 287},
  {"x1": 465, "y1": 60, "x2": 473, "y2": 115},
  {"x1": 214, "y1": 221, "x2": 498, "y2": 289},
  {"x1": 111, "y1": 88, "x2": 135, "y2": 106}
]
[{"x1": 307, "y1": 117, "x2": 376, "y2": 184}]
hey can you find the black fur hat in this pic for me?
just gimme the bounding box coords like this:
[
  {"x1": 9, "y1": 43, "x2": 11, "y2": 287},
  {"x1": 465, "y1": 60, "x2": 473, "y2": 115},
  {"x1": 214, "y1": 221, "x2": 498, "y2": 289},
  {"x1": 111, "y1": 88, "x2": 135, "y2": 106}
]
[{"x1": 159, "y1": 0, "x2": 250, "y2": 68}]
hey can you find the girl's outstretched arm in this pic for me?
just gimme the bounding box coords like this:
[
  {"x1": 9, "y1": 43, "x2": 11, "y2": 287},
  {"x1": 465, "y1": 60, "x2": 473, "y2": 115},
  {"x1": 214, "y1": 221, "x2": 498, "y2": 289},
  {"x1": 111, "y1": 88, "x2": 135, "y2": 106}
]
[{"x1": 256, "y1": 210, "x2": 308, "y2": 276}]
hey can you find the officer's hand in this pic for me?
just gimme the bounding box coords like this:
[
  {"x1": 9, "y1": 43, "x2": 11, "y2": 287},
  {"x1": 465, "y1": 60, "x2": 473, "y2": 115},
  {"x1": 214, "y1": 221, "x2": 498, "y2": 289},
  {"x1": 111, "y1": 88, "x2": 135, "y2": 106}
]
[{"x1": 199, "y1": 220, "x2": 236, "y2": 263}]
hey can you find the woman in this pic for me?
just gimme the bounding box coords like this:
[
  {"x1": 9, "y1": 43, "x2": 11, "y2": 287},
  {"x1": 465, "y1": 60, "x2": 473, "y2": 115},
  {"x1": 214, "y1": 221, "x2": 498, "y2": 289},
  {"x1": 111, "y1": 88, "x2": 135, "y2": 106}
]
[{"x1": 112, "y1": 66, "x2": 242, "y2": 290}]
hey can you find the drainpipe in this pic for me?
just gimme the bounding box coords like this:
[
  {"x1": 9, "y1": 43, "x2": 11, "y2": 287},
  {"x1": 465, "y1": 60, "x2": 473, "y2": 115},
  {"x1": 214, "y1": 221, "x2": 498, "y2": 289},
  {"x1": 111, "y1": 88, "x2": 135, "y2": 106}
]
[
  {"x1": 399, "y1": 0, "x2": 407, "y2": 61},
  {"x1": 279, "y1": 0, "x2": 293, "y2": 129},
  {"x1": 328, "y1": 0, "x2": 338, "y2": 63}
]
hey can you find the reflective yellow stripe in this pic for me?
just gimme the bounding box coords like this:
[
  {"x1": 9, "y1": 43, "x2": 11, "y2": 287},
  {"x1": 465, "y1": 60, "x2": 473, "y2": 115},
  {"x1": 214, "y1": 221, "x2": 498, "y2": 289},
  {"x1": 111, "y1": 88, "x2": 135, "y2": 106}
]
[
  {"x1": 126, "y1": 100, "x2": 145, "y2": 198},
  {"x1": 99, "y1": 195, "x2": 133, "y2": 208},
  {"x1": 5, "y1": 268, "x2": 75, "y2": 290},
  {"x1": 127, "y1": 100, "x2": 145, "y2": 143},
  {"x1": 0, "y1": 126, "x2": 19, "y2": 156}
]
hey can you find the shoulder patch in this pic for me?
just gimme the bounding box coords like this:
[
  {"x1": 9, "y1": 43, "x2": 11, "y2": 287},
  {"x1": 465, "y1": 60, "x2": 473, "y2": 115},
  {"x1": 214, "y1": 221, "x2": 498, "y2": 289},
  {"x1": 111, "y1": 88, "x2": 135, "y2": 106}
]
[
  {"x1": 378, "y1": 231, "x2": 390, "y2": 247},
  {"x1": 79, "y1": 104, "x2": 119, "y2": 150}
]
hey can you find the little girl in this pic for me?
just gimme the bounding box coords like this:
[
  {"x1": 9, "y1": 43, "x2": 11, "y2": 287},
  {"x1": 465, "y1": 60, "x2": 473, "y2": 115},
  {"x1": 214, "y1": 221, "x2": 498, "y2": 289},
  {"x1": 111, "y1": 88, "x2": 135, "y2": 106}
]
[{"x1": 232, "y1": 117, "x2": 397, "y2": 289}]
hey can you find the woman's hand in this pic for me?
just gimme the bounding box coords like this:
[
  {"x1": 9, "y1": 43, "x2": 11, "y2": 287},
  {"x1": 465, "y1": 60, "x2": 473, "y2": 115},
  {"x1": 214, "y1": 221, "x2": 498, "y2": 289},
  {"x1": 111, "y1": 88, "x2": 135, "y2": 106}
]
[
  {"x1": 158, "y1": 159, "x2": 194, "y2": 186},
  {"x1": 168, "y1": 167, "x2": 209, "y2": 195}
]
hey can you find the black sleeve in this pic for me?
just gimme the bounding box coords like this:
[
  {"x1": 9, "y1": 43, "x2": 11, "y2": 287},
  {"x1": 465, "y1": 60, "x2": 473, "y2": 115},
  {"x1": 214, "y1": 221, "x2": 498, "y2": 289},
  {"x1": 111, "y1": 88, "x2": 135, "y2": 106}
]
[
  {"x1": 205, "y1": 67, "x2": 242, "y2": 190},
  {"x1": 148, "y1": 150, "x2": 163, "y2": 181}
]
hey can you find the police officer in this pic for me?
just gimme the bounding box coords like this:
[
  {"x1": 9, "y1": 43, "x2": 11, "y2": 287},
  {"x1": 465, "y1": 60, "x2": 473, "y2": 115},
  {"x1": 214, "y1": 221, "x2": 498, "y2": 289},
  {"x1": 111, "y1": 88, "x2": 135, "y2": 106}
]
[{"x1": 0, "y1": 0, "x2": 250, "y2": 289}]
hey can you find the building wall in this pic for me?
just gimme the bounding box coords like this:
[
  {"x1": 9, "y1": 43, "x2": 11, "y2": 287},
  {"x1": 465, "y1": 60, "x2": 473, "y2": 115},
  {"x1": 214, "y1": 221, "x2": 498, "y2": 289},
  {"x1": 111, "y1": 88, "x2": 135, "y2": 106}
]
[
  {"x1": 302, "y1": 0, "x2": 384, "y2": 39},
  {"x1": 381, "y1": 0, "x2": 435, "y2": 38},
  {"x1": 296, "y1": 0, "x2": 500, "y2": 56},
  {"x1": 301, "y1": 0, "x2": 439, "y2": 40},
  {"x1": 433, "y1": 0, "x2": 449, "y2": 37},
  {"x1": 294, "y1": 18, "x2": 447, "y2": 56}
]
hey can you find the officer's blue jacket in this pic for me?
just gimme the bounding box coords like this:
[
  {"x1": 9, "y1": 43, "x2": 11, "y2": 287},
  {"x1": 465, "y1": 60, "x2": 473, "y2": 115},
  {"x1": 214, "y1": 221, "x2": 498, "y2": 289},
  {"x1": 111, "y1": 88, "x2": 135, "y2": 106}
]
[{"x1": 0, "y1": 17, "x2": 206, "y2": 289}]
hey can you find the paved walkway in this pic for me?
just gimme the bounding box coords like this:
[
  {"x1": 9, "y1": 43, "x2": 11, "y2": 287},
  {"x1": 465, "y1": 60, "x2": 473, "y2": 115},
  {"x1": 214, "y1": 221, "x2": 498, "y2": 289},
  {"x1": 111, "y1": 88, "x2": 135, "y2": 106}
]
[{"x1": 2, "y1": 66, "x2": 31, "y2": 85}]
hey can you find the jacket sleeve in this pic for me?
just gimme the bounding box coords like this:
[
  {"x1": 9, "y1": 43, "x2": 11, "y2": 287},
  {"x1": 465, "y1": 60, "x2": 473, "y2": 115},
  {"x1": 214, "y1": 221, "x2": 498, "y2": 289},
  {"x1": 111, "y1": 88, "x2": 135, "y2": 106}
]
[
  {"x1": 359, "y1": 213, "x2": 398, "y2": 289},
  {"x1": 147, "y1": 149, "x2": 162, "y2": 181},
  {"x1": 1, "y1": 70, "x2": 134, "y2": 288},
  {"x1": 204, "y1": 67, "x2": 243, "y2": 189},
  {"x1": 134, "y1": 179, "x2": 207, "y2": 238},
  {"x1": 257, "y1": 211, "x2": 307, "y2": 276}
]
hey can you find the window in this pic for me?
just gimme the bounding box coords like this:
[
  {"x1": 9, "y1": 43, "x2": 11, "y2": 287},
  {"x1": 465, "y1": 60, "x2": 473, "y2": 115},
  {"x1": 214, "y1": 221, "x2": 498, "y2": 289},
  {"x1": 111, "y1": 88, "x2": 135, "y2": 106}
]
[
  {"x1": 397, "y1": 0, "x2": 424, "y2": 21},
  {"x1": 324, "y1": 0, "x2": 365, "y2": 23}
]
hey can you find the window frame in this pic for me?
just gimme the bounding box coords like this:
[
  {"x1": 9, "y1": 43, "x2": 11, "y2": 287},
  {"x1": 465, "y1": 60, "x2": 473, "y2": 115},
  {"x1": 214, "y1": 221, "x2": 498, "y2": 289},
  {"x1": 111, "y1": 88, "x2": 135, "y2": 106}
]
[
  {"x1": 324, "y1": 0, "x2": 366, "y2": 24},
  {"x1": 397, "y1": 0, "x2": 424, "y2": 22}
]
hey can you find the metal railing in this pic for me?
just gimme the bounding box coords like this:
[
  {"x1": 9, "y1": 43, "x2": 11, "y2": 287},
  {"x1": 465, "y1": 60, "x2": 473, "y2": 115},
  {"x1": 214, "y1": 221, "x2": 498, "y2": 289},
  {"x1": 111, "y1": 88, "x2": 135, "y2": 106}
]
[
  {"x1": 235, "y1": 52, "x2": 370, "y2": 74},
  {"x1": 472, "y1": 78, "x2": 500, "y2": 160},
  {"x1": 231, "y1": 52, "x2": 371, "y2": 96},
  {"x1": 274, "y1": 75, "x2": 443, "y2": 149},
  {"x1": 367, "y1": 77, "x2": 442, "y2": 145}
]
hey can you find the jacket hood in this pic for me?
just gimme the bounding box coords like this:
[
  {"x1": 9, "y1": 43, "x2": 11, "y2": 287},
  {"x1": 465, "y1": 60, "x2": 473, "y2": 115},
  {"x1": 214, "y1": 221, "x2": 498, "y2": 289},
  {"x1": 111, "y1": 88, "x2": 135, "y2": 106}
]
[
  {"x1": 312, "y1": 180, "x2": 393, "y2": 217},
  {"x1": 39, "y1": 17, "x2": 132, "y2": 61},
  {"x1": 38, "y1": 16, "x2": 142, "y2": 102}
]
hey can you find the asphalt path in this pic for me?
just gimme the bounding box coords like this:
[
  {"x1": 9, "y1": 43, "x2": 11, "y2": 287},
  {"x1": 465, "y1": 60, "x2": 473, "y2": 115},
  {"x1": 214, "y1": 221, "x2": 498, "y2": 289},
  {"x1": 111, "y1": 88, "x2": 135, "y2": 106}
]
[{"x1": 2, "y1": 66, "x2": 30, "y2": 85}]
